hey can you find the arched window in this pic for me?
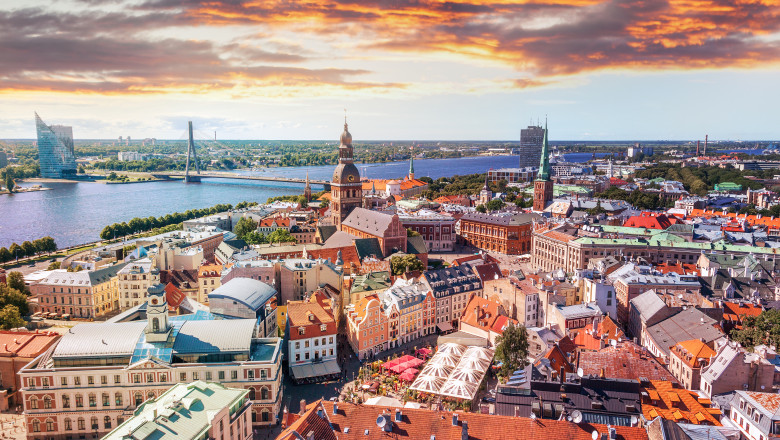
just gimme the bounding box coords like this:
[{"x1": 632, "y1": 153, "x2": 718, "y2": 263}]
[
  {"x1": 45, "y1": 418, "x2": 55, "y2": 432},
  {"x1": 77, "y1": 417, "x2": 85, "y2": 430},
  {"x1": 262, "y1": 410, "x2": 270, "y2": 422},
  {"x1": 134, "y1": 392, "x2": 143, "y2": 406},
  {"x1": 115, "y1": 392, "x2": 123, "y2": 406},
  {"x1": 62, "y1": 394, "x2": 70, "y2": 408},
  {"x1": 251, "y1": 411, "x2": 257, "y2": 423},
  {"x1": 29, "y1": 396, "x2": 38, "y2": 410},
  {"x1": 247, "y1": 388, "x2": 256, "y2": 400},
  {"x1": 147, "y1": 391, "x2": 155, "y2": 400},
  {"x1": 31, "y1": 419, "x2": 40, "y2": 432},
  {"x1": 104, "y1": 416, "x2": 112, "y2": 429},
  {"x1": 261, "y1": 387, "x2": 269, "y2": 400},
  {"x1": 152, "y1": 317, "x2": 159, "y2": 332},
  {"x1": 43, "y1": 395, "x2": 52, "y2": 409},
  {"x1": 91, "y1": 416, "x2": 98, "y2": 430},
  {"x1": 64, "y1": 418, "x2": 72, "y2": 430},
  {"x1": 88, "y1": 393, "x2": 96, "y2": 407}
]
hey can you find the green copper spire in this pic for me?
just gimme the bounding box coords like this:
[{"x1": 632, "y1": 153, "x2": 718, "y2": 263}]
[
  {"x1": 536, "y1": 121, "x2": 550, "y2": 181},
  {"x1": 409, "y1": 146, "x2": 415, "y2": 178}
]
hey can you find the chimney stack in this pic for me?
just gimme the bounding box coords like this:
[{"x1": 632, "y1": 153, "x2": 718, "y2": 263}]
[
  {"x1": 299, "y1": 399, "x2": 307, "y2": 415},
  {"x1": 461, "y1": 421, "x2": 469, "y2": 440},
  {"x1": 704, "y1": 134, "x2": 708, "y2": 155}
]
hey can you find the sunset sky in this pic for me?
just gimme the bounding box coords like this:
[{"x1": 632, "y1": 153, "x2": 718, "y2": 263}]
[{"x1": 1, "y1": 0, "x2": 779, "y2": 140}]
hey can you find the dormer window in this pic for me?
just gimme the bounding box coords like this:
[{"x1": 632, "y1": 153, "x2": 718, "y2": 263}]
[
  {"x1": 321, "y1": 324, "x2": 327, "y2": 332},
  {"x1": 298, "y1": 327, "x2": 306, "y2": 335}
]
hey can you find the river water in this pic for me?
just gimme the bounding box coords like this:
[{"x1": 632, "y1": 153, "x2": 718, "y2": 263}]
[{"x1": 1, "y1": 154, "x2": 531, "y2": 248}]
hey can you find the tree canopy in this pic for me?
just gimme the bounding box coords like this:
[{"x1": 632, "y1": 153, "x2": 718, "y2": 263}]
[
  {"x1": 6, "y1": 271, "x2": 28, "y2": 295},
  {"x1": 730, "y1": 309, "x2": 780, "y2": 349},
  {"x1": 390, "y1": 254, "x2": 425, "y2": 275},
  {"x1": 494, "y1": 322, "x2": 530, "y2": 376},
  {"x1": 233, "y1": 216, "x2": 259, "y2": 240},
  {"x1": 0, "y1": 305, "x2": 25, "y2": 330}
]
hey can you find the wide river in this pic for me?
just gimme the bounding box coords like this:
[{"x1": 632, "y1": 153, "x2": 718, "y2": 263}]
[{"x1": 0, "y1": 154, "x2": 546, "y2": 249}]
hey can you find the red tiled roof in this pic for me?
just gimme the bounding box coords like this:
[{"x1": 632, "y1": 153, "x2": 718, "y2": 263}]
[
  {"x1": 690, "y1": 209, "x2": 780, "y2": 230},
  {"x1": 278, "y1": 400, "x2": 651, "y2": 440},
  {"x1": 538, "y1": 343, "x2": 574, "y2": 374},
  {"x1": 307, "y1": 246, "x2": 361, "y2": 268},
  {"x1": 259, "y1": 217, "x2": 291, "y2": 227},
  {"x1": 654, "y1": 262, "x2": 698, "y2": 275},
  {"x1": 577, "y1": 342, "x2": 677, "y2": 382},
  {"x1": 473, "y1": 263, "x2": 503, "y2": 282},
  {"x1": 622, "y1": 213, "x2": 679, "y2": 230},
  {"x1": 543, "y1": 229, "x2": 577, "y2": 242},
  {"x1": 198, "y1": 263, "x2": 227, "y2": 277},
  {"x1": 451, "y1": 254, "x2": 499, "y2": 266},
  {"x1": 0, "y1": 331, "x2": 60, "y2": 358}
]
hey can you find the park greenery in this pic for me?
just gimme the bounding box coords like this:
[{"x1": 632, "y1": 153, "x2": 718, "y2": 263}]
[
  {"x1": 0, "y1": 273, "x2": 30, "y2": 329},
  {"x1": 494, "y1": 322, "x2": 530, "y2": 377},
  {"x1": 0, "y1": 236, "x2": 57, "y2": 263},
  {"x1": 99, "y1": 203, "x2": 234, "y2": 240},
  {"x1": 730, "y1": 309, "x2": 780, "y2": 349},
  {"x1": 233, "y1": 217, "x2": 298, "y2": 245},
  {"x1": 266, "y1": 195, "x2": 308, "y2": 207},
  {"x1": 390, "y1": 254, "x2": 425, "y2": 275}
]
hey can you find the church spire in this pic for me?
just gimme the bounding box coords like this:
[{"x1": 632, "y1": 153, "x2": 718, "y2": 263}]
[
  {"x1": 408, "y1": 145, "x2": 415, "y2": 180},
  {"x1": 537, "y1": 119, "x2": 551, "y2": 181}
]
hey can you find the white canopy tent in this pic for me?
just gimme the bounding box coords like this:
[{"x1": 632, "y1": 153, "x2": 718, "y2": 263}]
[{"x1": 409, "y1": 343, "x2": 495, "y2": 401}]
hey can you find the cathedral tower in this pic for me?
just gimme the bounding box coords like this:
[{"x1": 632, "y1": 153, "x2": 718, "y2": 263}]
[{"x1": 330, "y1": 118, "x2": 363, "y2": 229}]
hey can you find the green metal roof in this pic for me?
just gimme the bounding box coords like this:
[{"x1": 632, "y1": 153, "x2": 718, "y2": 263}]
[
  {"x1": 103, "y1": 381, "x2": 249, "y2": 440},
  {"x1": 574, "y1": 236, "x2": 780, "y2": 254}
]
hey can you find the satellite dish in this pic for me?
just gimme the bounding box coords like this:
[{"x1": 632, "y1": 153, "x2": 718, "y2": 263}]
[
  {"x1": 577, "y1": 368, "x2": 584, "y2": 378},
  {"x1": 376, "y1": 415, "x2": 386, "y2": 428},
  {"x1": 630, "y1": 416, "x2": 639, "y2": 427},
  {"x1": 611, "y1": 339, "x2": 618, "y2": 347},
  {"x1": 530, "y1": 413, "x2": 537, "y2": 420},
  {"x1": 572, "y1": 410, "x2": 583, "y2": 424},
  {"x1": 592, "y1": 431, "x2": 600, "y2": 440}
]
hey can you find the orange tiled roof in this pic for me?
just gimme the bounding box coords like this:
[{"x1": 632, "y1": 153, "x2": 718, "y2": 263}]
[
  {"x1": 460, "y1": 296, "x2": 515, "y2": 335},
  {"x1": 543, "y1": 229, "x2": 577, "y2": 242},
  {"x1": 670, "y1": 339, "x2": 716, "y2": 368},
  {"x1": 286, "y1": 291, "x2": 336, "y2": 340},
  {"x1": 198, "y1": 263, "x2": 227, "y2": 277},
  {"x1": 0, "y1": 331, "x2": 60, "y2": 358},
  {"x1": 641, "y1": 380, "x2": 721, "y2": 426},
  {"x1": 307, "y1": 246, "x2": 361, "y2": 268},
  {"x1": 259, "y1": 217, "x2": 291, "y2": 227},
  {"x1": 690, "y1": 209, "x2": 780, "y2": 229},
  {"x1": 722, "y1": 301, "x2": 763, "y2": 323},
  {"x1": 745, "y1": 391, "x2": 780, "y2": 414},
  {"x1": 278, "y1": 400, "x2": 651, "y2": 440}
]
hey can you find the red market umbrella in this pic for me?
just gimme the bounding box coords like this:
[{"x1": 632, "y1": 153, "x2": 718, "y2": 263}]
[
  {"x1": 390, "y1": 363, "x2": 407, "y2": 374},
  {"x1": 383, "y1": 359, "x2": 401, "y2": 370},
  {"x1": 408, "y1": 358, "x2": 425, "y2": 368},
  {"x1": 398, "y1": 355, "x2": 416, "y2": 363},
  {"x1": 416, "y1": 348, "x2": 432, "y2": 356},
  {"x1": 400, "y1": 368, "x2": 419, "y2": 381}
]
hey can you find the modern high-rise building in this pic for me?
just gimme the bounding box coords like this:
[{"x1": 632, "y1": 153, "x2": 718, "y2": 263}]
[
  {"x1": 518, "y1": 124, "x2": 545, "y2": 168},
  {"x1": 35, "y1": 113, "x2": 77, "y2": 178}
]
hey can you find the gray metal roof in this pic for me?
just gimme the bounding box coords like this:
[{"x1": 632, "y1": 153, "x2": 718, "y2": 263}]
[
  {"x1": 52, "y1": 321, "x2": 147, "y2": 358},
  {"x1": 173, "y1": 319, "x2": 255, "y2": 354},
  {"x1": 646, "y1": 308, "x2": 725, "y2": 357},
  {"x1": 207, "y1": 278, "x2": 276, "y2": 311}
]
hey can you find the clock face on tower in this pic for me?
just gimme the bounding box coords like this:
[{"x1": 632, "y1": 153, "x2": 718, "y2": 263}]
[
  {"x1": 348, "y1": 175, "x2": 355, "y2": 182},
  {"x1": 151, "y1": 298, "x2": 158, "y2": 305}
]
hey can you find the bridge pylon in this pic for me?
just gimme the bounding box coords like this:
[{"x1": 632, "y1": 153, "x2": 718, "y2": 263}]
[{"x1": 184, "y1": 121, "x2": 201, "y2": 183}]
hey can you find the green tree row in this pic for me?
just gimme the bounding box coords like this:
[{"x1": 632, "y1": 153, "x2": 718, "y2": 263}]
[
  {"x1": 99, "y1": 203, "x2": 236, "y2": 240},
  {"x1": 0, "y1": 237, "x2": 57, "y2": 263}
]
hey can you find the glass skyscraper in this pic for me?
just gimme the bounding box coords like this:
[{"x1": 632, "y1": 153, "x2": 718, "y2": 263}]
[{"x1": 35, "y1": 112, "x2": 77, "y2": 178}]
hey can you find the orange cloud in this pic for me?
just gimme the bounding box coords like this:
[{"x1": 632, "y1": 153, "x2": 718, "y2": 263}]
[{"x1": 3, "y1": 0, "x2": 780, "y2": 95}]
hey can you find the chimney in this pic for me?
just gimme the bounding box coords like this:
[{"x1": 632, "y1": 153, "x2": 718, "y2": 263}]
[
  {"x1": 395, "y1": 409, "x2": 402, "y2": 422},
  {"x1": 299, "y1": 399, "x2": 306, "y2": 415},
  {"x1": 452, "y1": 414, "x2": 459, "y2": 426},
  {"x1": 461, "y1": 421, "x2": 469, "y2": 440},
  {"x1": 333, "y1": 403, "x2": 338, "y2": 415},
  {"x1": 560, "y1": 366, "x2": 566, "y2": 383},
  {"x1": 307, "y1": 432, "x2": 315, "y2": 440}
]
